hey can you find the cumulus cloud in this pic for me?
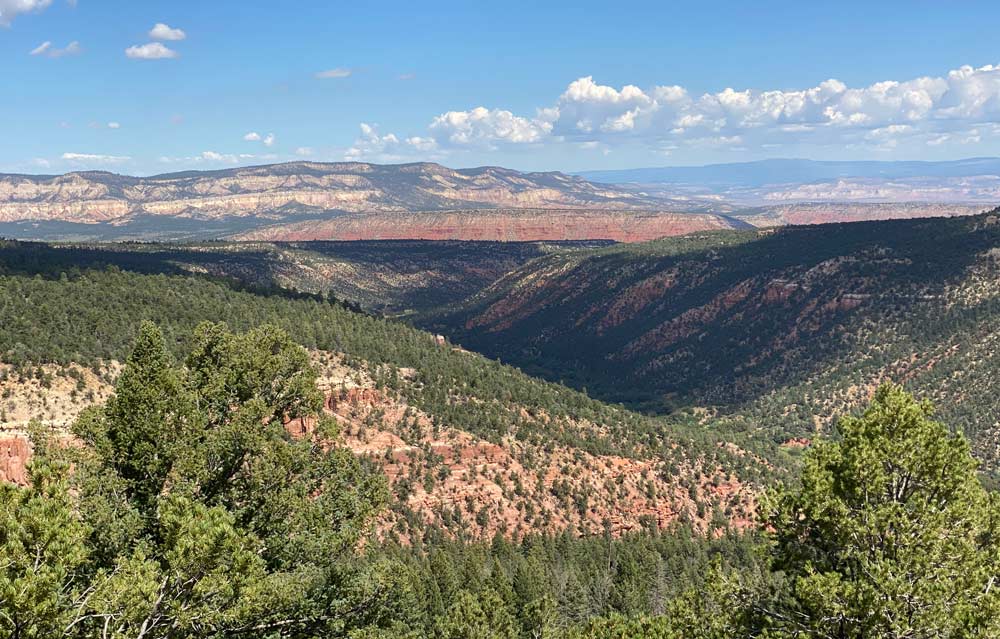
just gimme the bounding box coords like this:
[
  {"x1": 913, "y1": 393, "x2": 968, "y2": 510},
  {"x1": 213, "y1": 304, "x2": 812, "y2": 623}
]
[
  {"x1": 428, "y1": 107, "x2": 552, "y2": 147},
  {"x1": 370, "y1": 62, "x2": 1000, "y2": 156},
  {"x1": 345, "y1": 123, "x2": 438, "y2": 161},
  {"x1": 30, "y1": 40, "x2": 81, "y2": 58},
  {"x1": 316, "y1": 68, "x2": 351, "y2": 79},
  {"x1": 125, "y1": 42, "x2": 178, "y2": 60},
  {"x1": 243, "y1": 132, "x2": 261, "y2": 141},
  {"x1": 149, "y1": 23, "x2": 185, "y2": 41},
  {"x1": 0, "y1": 0, "x2": 52, "y2": 26}
]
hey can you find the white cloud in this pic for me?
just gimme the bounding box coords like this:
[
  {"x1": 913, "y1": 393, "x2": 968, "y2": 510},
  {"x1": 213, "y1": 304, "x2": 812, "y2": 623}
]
[
  {"x1": 159, "y1": 151, "x2": 278, "y2": 165},
  {"x1": 316, "y1": 68, "x2": 351, "y2": 79},
  {"x1": 294, "y1": 147, "x2": 314, "y2": 157},
  {"x1": 199, "y1": 151, "x2": 232, "y2": 162},
  {"x1": 379, "y1": 62, "x2": 1000, "y2": 155},
  {"x1": 30, "y1": 40, "x2": 81, "y2": 58},
  {"x1": 125, "y1": 42, "x2": 178, "y2": 60},
  {"x1": 345, "y1": 123, "x2": 438, "y2": 161},
  {"x1": 149, "y1": 23, "x2": 186, "y2": 41},
  {"x1": 0, "y1": 0, "x2": 52, "y2": 26},
  {"x1": 107, "y1": 122, "x2": 120, "y2": 129},
  {"x1": 428, "y1": 107, "x2": 551, "y2": 147},
  {"x1": 61, "y1": 152, "x2": 131, "y2": 164},
  {"x1": 244, "y1": 131, "x2": 276, "y2": 147}
]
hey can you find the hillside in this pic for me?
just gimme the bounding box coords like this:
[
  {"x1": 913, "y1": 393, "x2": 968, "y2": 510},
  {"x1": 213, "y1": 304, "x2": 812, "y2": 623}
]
[
  {"x1": 431, "y1": 210, "x2": 1000, "y2": 469},
  {"x1": 0, "y1": 238, "x2": 607, "y2": 314},
  {"x1": 0, "y1": 249, "x2": 764, "y2": 541},
  {"x1": 0, "y1": 161, "x2": 748, "y2": 242}
]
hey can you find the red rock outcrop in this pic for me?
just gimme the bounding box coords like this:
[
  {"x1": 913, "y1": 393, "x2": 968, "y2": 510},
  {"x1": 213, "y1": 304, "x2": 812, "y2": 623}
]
[
  {"x1": 235, "y1": 209, "x2": 742, "y2": 243},
  {"x1": 0, "y1": 433, "x2": 31, "y2": 484}
]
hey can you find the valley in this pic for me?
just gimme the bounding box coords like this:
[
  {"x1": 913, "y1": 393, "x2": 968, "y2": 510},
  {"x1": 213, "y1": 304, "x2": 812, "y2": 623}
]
[{"x1": 431, "y1": 211, "x2": 1000, "y2": 468}]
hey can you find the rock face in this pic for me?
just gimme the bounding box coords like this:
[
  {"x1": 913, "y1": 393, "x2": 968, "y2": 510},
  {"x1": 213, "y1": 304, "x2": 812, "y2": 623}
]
[
  {"x1": 235, "y1": 209, "x2": 747, "y2": 242},
  {"x1": 0, "y1": 162, "x2": 736, "y2": 242},
  {"x1": 0, "y1": 433, "x2": 31, "y2": 484},
  {"x1": 310, "y1": 357, "x2": 756, "y2": 541}
]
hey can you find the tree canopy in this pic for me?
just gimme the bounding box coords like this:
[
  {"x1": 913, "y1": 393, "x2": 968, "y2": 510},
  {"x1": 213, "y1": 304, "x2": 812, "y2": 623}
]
[{"x1": 1, "y1": 321, "x2": 400, "y2": 638}]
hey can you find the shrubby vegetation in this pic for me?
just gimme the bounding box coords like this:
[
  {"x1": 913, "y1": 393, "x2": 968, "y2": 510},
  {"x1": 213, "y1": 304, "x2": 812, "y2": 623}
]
[{"x1": 4, "y1": 222, "x2": 1000, "y2": 635}]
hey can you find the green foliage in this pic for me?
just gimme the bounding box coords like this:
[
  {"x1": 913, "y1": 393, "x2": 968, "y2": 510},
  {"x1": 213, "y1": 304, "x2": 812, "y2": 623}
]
[
  {"x1": 375, "y1": 526, "x2": 766, "y2": 638},
  {"x1": 759, "y1": 383, "x2": 1000, "y2": 637},
  {"x1": 434, "y1": 588, "x2": 518, "y2": 639},
  {"x1": 0, "y1": 459, "x2": 89, "y2": 638},
  {"x1": 1, "y1": 322, "x2": 398, "y2": 638}
]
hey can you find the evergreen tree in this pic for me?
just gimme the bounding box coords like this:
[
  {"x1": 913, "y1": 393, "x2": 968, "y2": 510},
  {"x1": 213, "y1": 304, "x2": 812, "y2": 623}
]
[{"x1": 761, "y1": 383, "x2": 1000, "y2": 637}]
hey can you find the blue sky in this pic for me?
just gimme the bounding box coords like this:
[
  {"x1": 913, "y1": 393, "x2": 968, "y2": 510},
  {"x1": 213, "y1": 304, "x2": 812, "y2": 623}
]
[{"x1": 3, "y1": 0, "x2": 1000, "y2": 175}]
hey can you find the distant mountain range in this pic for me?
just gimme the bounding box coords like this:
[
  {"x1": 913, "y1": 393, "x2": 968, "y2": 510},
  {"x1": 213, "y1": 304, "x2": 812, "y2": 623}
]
[
  {"x1": 0, "y1": 159, "x2": 996, "y2": 241},
  {"x1": 579, "y1": 157, "x2": 1000, "y2": 206},
  {"x1": 579, "y1": 157, "x2": 1000, "y2": 187},
  {"x1": 0, "y1": 161, "x2": 737, "y2": 241}
]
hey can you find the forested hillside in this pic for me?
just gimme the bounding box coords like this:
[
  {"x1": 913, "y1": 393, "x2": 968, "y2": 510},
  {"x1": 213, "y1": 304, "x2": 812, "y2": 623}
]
[
  {"x1": 0, "y1": 238, "x2": 606, "y2": 314},
  {"x1": 0, "y1": 244, "x2": 765, "y2": 541},
  {"x1": 432, "y1": 210, "x2": 1000, "y2": 469}
]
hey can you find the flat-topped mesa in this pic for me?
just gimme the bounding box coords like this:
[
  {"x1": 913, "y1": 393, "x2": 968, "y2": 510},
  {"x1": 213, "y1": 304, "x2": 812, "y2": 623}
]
[{"x1": 0, "y1": 161, "x2": 668, "y2": 225}]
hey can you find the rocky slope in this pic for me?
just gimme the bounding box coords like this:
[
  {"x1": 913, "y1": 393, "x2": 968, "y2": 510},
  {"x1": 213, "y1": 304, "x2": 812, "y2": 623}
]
[
  {"x1": 732, "y1": 202, "x2": 987, "y2": 227},
  {"x1": 0, "y1": 249, "x2": 765, "y2": 540},
  {"x1": 0, "y1": 352, "x2": 757, "y2": 541},
  {"x1": 234, "y1": 208, "x2": 749, "y2": 243},
  {"x1": 0, "y1": 162, "x2": 660, "y2": 221}
]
